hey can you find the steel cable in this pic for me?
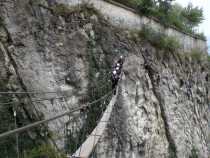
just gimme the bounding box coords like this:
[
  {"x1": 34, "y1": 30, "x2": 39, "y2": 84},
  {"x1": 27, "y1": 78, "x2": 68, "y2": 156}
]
[
  {"x1": 0, "y1": 90, "x2": 113, "y2": 139},
  {"x1": 0, "y1": 81, "x2": 111, "y2": 106}
]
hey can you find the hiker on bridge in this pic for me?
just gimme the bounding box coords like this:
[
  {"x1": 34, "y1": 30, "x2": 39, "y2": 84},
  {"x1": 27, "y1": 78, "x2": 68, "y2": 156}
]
[
  {"x1": 111, "y1": 70, "x2": 119, "y2": 94},
  {"x1": 117, "y1": 55, "x2": 124, "y2": 68},
  {"x1": 111, "y1": 56, "x2": 124, "y2": 94},
  {"x1": 112, "y1": 54, "x2": 124, "y2": 68},
  {"x1": 112, "y1": 61, "x2": 120, "y2": 70},
  {"x1": 113, "y1": 56, "x2": 124, "y2": 69},
  {"x1": 115, "y1": 66, "x2": 121, "y2": 75}
]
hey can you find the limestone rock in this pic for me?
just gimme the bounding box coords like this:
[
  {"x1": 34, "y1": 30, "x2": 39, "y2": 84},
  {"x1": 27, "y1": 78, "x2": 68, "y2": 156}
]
[{"x1": 0, "y1": 1, "x2": 208, "y2": 158}]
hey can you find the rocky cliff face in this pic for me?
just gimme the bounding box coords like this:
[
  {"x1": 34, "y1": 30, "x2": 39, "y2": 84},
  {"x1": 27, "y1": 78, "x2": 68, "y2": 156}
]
[
  {"x1": 0, "y1": 0, "x2": 209, "y2": 158},
  {"x1": 96, "y1": 46, "x2": 209, "y2": 158}
]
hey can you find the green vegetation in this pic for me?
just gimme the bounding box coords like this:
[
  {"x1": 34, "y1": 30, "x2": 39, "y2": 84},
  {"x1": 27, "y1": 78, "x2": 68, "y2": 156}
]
[
  {"x1": 65, "y1": 37, "x2": 112, "y2": 153},
  {"x1": 177, "y1": 48, "x2": 207, "y2": 65},
  {"x1": 169, "y1": 148, "x2": 177, "y2": 158},
  {"x1": 182, "y1": 4, "x2": 203, "y2": 29},
  {"x1": 0, "y1": 80, "x2": 51, "y2": 158},
  {"x1": 0, "y1": 17, "x2": 4, "y2": 26},
  {"x1": 189, "y1": 49, "x2": 203, "y2": 62},
  {"x1": 85, "y1": 37, "x2": 111, "y2": 130},
  {"x1": 52, "y1": 3, "x2": 100, "y2": 18},
  {"x1": 111, "y1": 0, "x2": 137, "y2": 9},
  {"x1": 64, "y1": 10, "x2": 111, "y2": 153},
  {"x1": 137, "y1": 25, "x2": 180, "y2": 52},
  {"x1": 110, "y1": 0, "x2": 205, "y2": 40},
  {"x1": 25, "y1": 144, "x2": 67, "y2": 158},
  {"x1": 0, "y1": 81, "x2": 17, "y2": 158},
  {"x1": 52, "y1": 3, "x2": 75, "y2": 16},
  {"x1": 168, "y1": 138, "x2": 177, "y2": 158},
  {"x1": 189, "y1": 146, "x2": 199, "y2": 158},
  {"x1": 136, "y1": 0, "x2": 155, "y2": 14},
  {"x1": 207, "y1": 55, "x2": 210, "y2": 63}
]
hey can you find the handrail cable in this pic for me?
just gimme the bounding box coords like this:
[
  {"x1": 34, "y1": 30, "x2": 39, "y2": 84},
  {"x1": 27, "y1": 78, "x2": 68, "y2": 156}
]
[
  {"x1": 0, "y1": 82, "x2": 111, "y2": 105},
  {"x1": 72, "y1": 88, "x2": 117, "y2": 158},
  {"x1": 0, "y1": 91, "x2": 68, "y2": 95},
  {"x1": 0, "y1": 96, "x2": 70, "y2": 106},
  {"x1": 0, "y1": 81, "x2": 110, "y2": 95},
  {"x1": 0, "y1": 90, "x2": 113, "y2": 139}
]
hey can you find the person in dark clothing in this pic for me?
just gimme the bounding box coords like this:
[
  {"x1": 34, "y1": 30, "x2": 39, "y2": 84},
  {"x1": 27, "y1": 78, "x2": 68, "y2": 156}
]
[
  {"x1": 80, "y1": 106, "x2": 89, "y2": 113},
  {"x1": 116, "y1": 63, "x2": 121, "y2": 68},
  {"x1": 117, "y1": 56, "x2": 124, "y2": 68},
  {"x1": 112, "y1": 62, "x2": 120, "y2": 70},
  {"x1": 186, "y1": 80, "x2": 193, "y2": 99},
  {"x1": 111, "y1": 70, "x2": 119, "y2": 95},
  {"x1": 115, "y1": 66, "x2": 121, "y2": 75},
  {"x1": 110, "y1": 56, "x2": 124, "y2": 95},
  {"x1": 113, "y1": 55, "x2": 124, "y2": 69}
]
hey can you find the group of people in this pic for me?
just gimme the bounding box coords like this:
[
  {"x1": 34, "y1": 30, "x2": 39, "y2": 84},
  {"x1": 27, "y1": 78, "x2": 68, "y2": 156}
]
[{"x1": 111, "y1": 55, "x2": 124, "y2": 94}]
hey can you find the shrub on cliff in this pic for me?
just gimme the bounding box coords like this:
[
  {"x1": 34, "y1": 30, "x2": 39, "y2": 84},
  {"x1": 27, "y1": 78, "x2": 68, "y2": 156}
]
[
  {"x1": 52, "y1": 3, "x2": 100, "y2": 20},
  {"x1": 111, "y1": 0, "x2": 205, "y2": 40},
  {"x1": 108, "y1": 0, "x2": 137, "y2": 9},
  {"x1": 0, "y1": 81, "x2": 17, "y2": 158},
  {"x1": 189, "y1": 146, "x2": 198, "y2": 158},
  {"x1": 136, "y1": 0, "x2": 155, "y2": 15},
  {"x1": 189, "y1": 49, "x2": 204, "y2": 63},
  {"x1": 139, "y1": 25, "x2": 180, "y2": 52},
  {"x1": 162, "y1": 36, "x2": 180, "y2": 52},
  {"x1": 52, "y1": 3, "x2": 73, "y2": 16},
  {"x1": 0, "y1": 17, "x2": 4, "y2": 26},
  {"x1": 26, "y1": 144, "x2": 67, "y2": 158},
  {"x1": 208, "y1": 55, "x2": 210, "y2": 62}
]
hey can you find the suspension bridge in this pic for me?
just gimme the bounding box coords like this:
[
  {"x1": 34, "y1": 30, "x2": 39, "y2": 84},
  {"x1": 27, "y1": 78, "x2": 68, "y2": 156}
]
[{"x1": 0, "y1": 83, "x2": 118, "y2": 158}]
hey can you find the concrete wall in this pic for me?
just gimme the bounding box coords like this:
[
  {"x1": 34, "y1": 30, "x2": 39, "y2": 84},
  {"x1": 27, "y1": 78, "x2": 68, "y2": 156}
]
[{"x1": 61, "y1": 0, "x2": 207, "y2": 53}]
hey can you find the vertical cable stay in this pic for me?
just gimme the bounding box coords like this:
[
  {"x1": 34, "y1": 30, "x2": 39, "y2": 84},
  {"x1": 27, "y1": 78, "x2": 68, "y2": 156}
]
[{"x1": 72, "y1": 88, "x2": 117, "y2": 158}]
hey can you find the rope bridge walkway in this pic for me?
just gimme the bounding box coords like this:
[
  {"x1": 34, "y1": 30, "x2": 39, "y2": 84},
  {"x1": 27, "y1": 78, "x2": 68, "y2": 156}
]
[
  {"x1": 71, "y1": 89, "x2": 117, "y2": 158},
  {"x1": 0, "y1": 84, "x2": 118, "y2": 158}
]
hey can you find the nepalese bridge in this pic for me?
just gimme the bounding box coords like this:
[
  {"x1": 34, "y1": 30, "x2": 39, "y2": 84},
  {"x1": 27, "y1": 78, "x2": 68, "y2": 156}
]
[{"x1": 0, "y1": 85, "x2": 118, "y2": 158}]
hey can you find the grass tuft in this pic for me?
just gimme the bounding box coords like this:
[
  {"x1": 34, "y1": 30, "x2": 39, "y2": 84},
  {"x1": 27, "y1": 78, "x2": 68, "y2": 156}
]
[
  {"x1": 138, "y1": 25, "x2": 180, "y2": 52},
  {"x1": 25, "y1": 144, "x2": 67, "y2": 158}
]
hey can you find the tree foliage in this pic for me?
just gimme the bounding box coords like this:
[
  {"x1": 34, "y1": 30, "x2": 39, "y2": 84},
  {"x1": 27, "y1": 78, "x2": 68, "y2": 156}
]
[
  {"x1": 111, "y1": 0, "x2": 205, "y2": 40},
  {"x1": 136, "y1": 0, "x2": 155, "y2": 14},
  {"x1": 167, "y1": 4, "x2": 184, "y2": 29},
  {"x1": 157, "y1": 0, "x2": 174, "y2": 14},
  {"x1": 182, "y1": 3, "x2": 204, "y2": 28}
]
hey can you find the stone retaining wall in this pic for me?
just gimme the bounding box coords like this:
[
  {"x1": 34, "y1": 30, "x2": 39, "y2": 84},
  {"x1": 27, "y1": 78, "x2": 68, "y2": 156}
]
[{"x1": 61, "y1": 0, "x2": 207, "y2": 53}]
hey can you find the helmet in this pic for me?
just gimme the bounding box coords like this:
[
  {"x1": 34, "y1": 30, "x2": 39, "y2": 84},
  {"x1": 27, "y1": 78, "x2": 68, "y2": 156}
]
[
  {"x1": 120, "y1": 55, "x2": 123, "y2": 59},
  {"x1": 113, "y1": 71, "x2": 117, "y2": 74},
  {"x1": 117, "y1": 63, "x2": 120, "y2": 66},
  {"x1": 116, "y1": 67, "x2": 119, "y2": 70}
]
